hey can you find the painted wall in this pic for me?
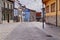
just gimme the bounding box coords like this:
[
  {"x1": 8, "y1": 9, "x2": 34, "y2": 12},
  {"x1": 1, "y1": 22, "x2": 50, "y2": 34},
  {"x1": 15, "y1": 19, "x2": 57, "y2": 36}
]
[
  {"x1": 57, "y1": 0, "x2": 60, "y2": 26},
  {"x1": 44, "y1": 0, "x2": 60, "y2": 26},
  {"x1": 45, "y1": 0, "x2": 56, "y2": 16},
  {"x1": 45, "y1": 0, "x2": 56, "y2": 25}
]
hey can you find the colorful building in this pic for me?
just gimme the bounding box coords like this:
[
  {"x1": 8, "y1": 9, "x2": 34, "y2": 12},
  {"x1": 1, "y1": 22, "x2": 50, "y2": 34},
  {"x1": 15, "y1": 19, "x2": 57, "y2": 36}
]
[
  {"x1": 23, "y1": 8, "x2": 30, "y2": 22},
  {"x1": 21, "y1": 5, "x2": 36, "y2": 22},
  {"x1": 43, "y1": 0, "x2": 60, "y2": 26}
]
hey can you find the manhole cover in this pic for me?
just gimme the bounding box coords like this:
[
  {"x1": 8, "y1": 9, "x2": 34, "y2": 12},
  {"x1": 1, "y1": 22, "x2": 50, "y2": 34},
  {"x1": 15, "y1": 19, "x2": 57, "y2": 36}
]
[{"x1": 46, "y1": 35, "x2": 53, "y2": 37}]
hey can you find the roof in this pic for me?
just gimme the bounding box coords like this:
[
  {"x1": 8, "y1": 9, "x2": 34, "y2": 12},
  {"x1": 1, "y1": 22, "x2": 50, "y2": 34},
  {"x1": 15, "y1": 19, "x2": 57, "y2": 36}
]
[
  {"x1": 24, "y1": 8, "x2": 30, "y2": 12},
  {"x1": 30, "y1": 9, "x2": 36, "y2": 12}
]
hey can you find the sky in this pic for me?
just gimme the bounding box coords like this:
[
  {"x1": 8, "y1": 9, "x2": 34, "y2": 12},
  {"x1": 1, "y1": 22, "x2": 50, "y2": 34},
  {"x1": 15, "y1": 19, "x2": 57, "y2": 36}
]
[{"x1": 15, "y1": 0, "x2": 42, "y2": 12}]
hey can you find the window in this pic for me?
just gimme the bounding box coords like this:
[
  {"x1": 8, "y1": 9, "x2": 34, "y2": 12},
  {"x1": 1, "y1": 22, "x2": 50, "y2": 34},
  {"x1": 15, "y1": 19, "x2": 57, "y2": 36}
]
[
  {"x1": 59, "y1": 0, "x2": 60, "y2": 11},
  {"x1": 51, "y1": 3, "x2": 55, "y2": 12},
  {"x1": 9, "y1": 3, "x2": 11, "y2": 9},
  {"x1": 7, "y1": 3, "x2": 9, "y2": 9},
  {"x1": 11, "y1": 4, "x2": 13, "y2": 9},
  {"x1": 46, "y1": 6, "x2": 49, "y2": 13},
  {"x1": 11, "y1": 4, "x2": 12, "y2": 9},
  {"x1": 4, "y1": 2, "x2": 5, "y2": 8}
]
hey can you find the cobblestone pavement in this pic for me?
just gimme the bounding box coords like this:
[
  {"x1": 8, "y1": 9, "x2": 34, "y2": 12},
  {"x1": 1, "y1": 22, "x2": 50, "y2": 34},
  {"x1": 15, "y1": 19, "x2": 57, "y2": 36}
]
[{"x1": 0, "y1": 22, "x2": 60, "y2": 40}]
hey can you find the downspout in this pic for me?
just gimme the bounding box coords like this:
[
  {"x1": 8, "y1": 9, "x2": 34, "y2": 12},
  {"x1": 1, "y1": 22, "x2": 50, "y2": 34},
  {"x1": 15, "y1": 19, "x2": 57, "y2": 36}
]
[{"x1": 56, "y1": 0, "x2": 58, "y2": 27}]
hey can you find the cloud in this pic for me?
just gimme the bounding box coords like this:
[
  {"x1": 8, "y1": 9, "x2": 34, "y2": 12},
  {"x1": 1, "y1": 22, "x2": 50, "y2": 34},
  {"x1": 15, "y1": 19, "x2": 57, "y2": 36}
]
[{"x1": 16, "y1": 0, "x2": 42, "y2": 12}]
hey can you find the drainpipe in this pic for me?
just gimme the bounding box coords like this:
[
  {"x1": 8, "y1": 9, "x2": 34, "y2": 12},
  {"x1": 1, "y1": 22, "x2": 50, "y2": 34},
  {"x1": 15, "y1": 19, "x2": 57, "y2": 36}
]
[
  {"x1": 4, "y1": 2, "x2": 5, "y2": 20},
  {"x1": 56, "y1": 0, "x2": 58, "y2": 27},
  {"x1": 7, "y1": 1, "x2": 9, "y2": 23}
]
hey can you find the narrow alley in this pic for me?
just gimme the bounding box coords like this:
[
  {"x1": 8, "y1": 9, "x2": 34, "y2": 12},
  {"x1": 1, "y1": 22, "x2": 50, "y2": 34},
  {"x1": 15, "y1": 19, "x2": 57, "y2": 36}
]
[{"x1": 0, "y1": 22, "x2": 60, "y2": 40}]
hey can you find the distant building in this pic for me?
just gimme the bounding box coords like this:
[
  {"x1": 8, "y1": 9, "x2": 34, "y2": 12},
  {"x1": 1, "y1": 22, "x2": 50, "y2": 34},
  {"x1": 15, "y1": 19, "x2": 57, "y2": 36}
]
[
  {"x1": 18, "y1": 7, "x2": 23, "y2": 22},
  {"x1": 30, "y1": 10, "x2": 36, "y2": 22},
  {"x1": 19, "y1": 5, "x2": 36, "y2": 22},
  {"x1": 23, "y1": 8, "x2": 30, "y2": 22},
  {"x1": 42, "y1": 0, "x2": 60, "y2": 26},
  {"x1": 36, "y1": 12, "x2": 41, "y2": 21}
]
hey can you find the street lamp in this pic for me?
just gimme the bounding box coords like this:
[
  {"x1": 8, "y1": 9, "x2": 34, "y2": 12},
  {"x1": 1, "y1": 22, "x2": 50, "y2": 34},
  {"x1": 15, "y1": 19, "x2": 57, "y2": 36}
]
[{"x1": 42, "y1": 2, "x2": 45, "y2": 29}]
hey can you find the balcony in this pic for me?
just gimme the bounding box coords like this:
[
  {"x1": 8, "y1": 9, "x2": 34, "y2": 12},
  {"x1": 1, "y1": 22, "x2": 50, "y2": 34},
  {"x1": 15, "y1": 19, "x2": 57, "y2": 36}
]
[{"x1": 7, "y1": 0, "x2": 15, "y2": 2}]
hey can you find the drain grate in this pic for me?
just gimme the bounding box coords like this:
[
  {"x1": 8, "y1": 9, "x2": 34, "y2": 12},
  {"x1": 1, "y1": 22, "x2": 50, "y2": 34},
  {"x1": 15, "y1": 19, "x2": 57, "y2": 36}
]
[{"x1": 46, "y1": 35, "x2": 53, "y2": 37}]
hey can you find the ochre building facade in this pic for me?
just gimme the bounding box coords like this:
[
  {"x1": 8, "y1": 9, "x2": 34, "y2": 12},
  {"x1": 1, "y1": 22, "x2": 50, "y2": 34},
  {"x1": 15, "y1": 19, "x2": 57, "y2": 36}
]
[{"x1": 43, "y1": 0, "x2": 60, "y2": 26}]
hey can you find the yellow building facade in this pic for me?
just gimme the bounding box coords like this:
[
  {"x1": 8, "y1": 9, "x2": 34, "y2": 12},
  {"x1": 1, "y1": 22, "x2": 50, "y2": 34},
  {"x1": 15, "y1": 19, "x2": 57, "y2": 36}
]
[{"x1": 43, "y1": 0, "x2": 60, "y2": 26}]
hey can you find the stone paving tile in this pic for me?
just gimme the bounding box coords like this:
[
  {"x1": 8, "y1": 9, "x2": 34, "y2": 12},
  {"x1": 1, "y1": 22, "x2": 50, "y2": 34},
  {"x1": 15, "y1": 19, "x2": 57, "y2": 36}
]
[
  {"x1": 0, "y1": 22, "x2": 60, "y2": 40},
  {"x1": 4, "y1": 22, "x2": 60, "y2": 40},
  {"x1": 0, "y1": 23, "x2": 20, "y2": 40}
]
